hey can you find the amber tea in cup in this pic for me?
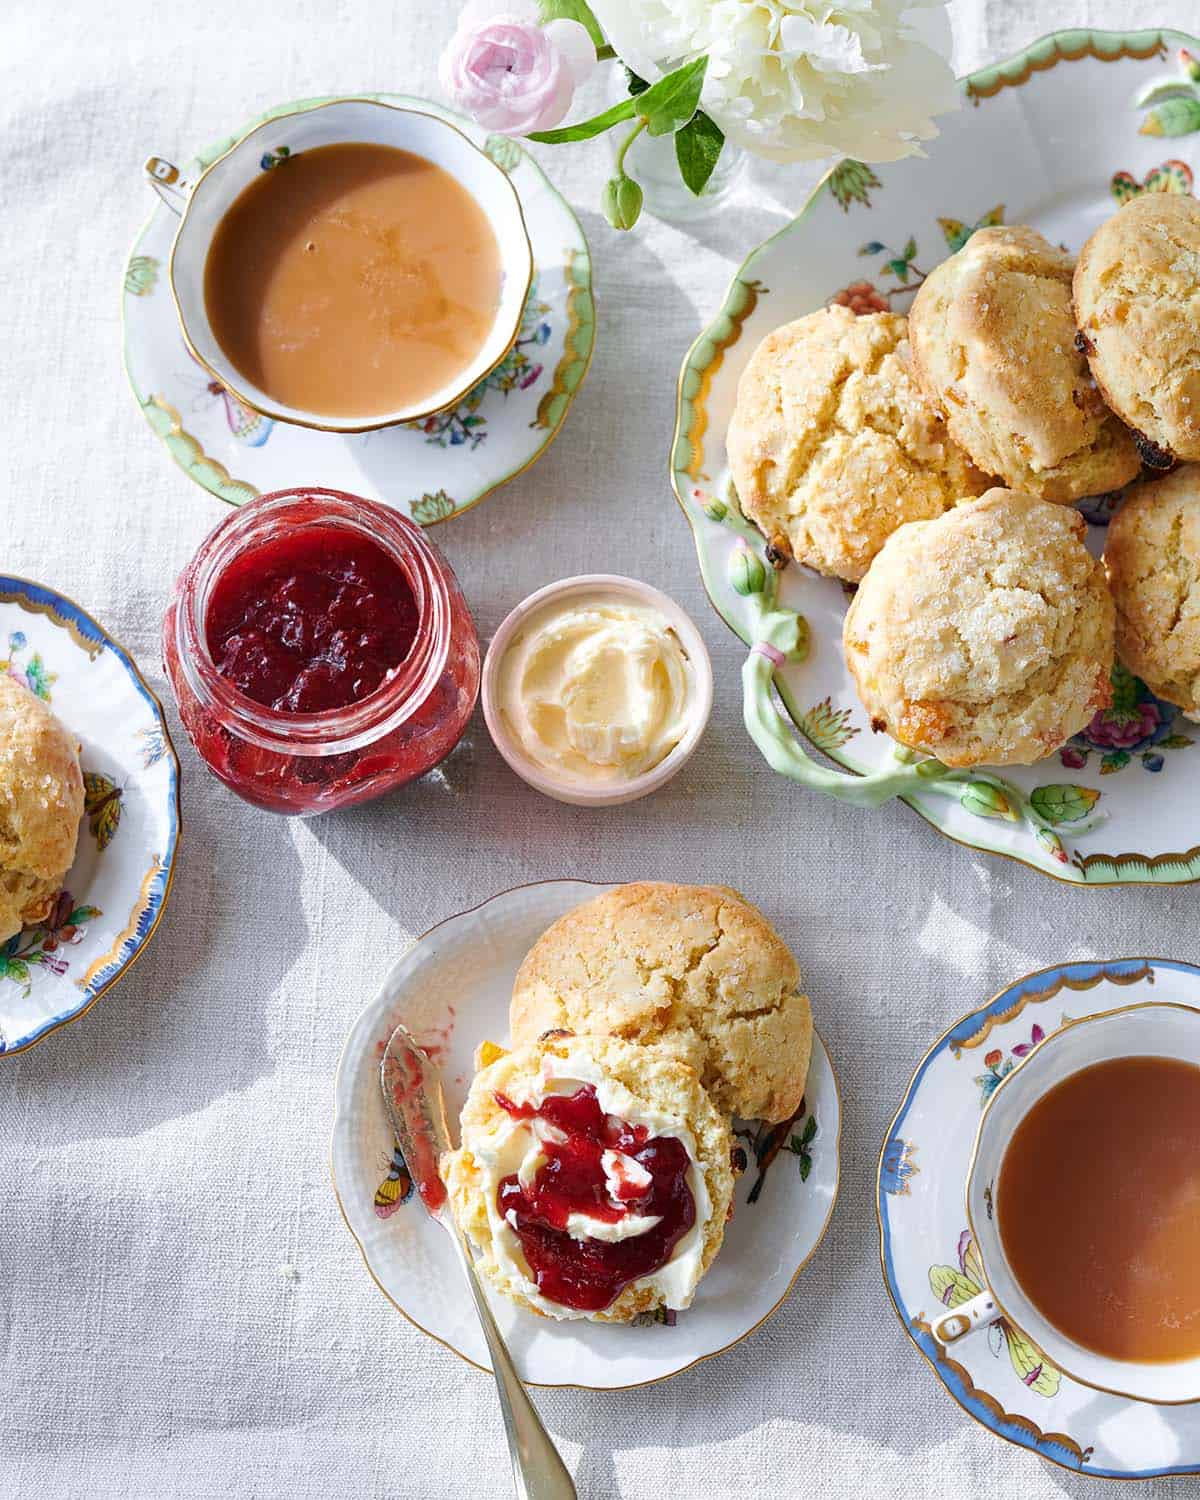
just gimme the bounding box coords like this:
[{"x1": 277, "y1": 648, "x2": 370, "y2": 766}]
[
  {"x1": 203, "y1": 141, "x2": 502, "y2": 420},
  {"x1": 997, "y1": 1054, "x2": 1200, "y2": 1365}
]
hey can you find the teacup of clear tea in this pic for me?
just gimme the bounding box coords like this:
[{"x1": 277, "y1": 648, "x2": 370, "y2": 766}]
[
  {"x1": 145, "y1": 98, "x2": 533, "y2": 433},
  {"x1": 938, "y1": 1001, "x2": 1200, "y2": 1404}
]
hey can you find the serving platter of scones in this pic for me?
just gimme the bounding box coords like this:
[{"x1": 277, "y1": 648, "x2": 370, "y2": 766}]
[
  {"x1": 0, "y1": 577, "x2": 180, "y2": 1053},
  {"x1": 331, "y1": 880, "x2": 839, "y2": 1387},
  {"x1": 672, "y1": 27, "x2": 1200, "y2": 885}
]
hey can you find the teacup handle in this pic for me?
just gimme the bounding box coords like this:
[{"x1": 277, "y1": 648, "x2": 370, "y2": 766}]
[
  {"x1": 931, "y1": 1290, "x2": 997, "y2": 1345},
  {"x1": 144, "y1": 156, "x2": 192, "y2": 216}
]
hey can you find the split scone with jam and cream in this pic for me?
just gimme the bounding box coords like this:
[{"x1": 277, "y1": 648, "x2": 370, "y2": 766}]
[
  {"x1": 441, "y1": 1033, "x2": 735, "y2": 1322},
  {"x1": 509, "y1": 881, "x2": 812, "y2": 1124},
  {"x1": 0, "y1": 675, "x2": 84, "y2": 944}
]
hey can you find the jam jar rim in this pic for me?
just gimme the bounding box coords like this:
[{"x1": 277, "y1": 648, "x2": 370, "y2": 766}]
[{"x1": 173, "y1": 487, "x2": 453, "y2": 757}]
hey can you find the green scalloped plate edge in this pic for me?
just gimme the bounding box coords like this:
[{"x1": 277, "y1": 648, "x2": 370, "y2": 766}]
[
  {"x1": 120, "y1": 92, "x2": 596, "y2": 522},
  {"x1": 669, "y1": 26, "x2": 1200, "y2": 888}
]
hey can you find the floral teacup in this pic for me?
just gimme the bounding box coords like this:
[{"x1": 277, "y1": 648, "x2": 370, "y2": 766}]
[
  {"x1": 144, "y1": 98, "x2": 533, "y2": 434},
  {"x1": 937, "y1": 1002, "x2": 1200, "y2": 1405}
]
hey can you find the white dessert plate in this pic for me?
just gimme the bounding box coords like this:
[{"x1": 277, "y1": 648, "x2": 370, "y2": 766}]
[
  {"x1": 671, "y1": 27, "x2": 1200, "y2": 885},
  {"x1": 331, "y1": 879, "x2": 840, "y2": 1389},
  {"x1": 878, "y1": 957, "x2": 1200, "y2": 1480},
  {"x1": 123, "y1": 93, "x2": 594, "y2": 524},
  {"x1": 0, "y1": 577, "x2": 180, "y2": 1054}
]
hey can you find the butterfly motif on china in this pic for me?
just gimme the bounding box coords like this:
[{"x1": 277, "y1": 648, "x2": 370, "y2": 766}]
[
  {"x1": 937, "y1": 204, "x2": 1005, "y2": 254},
  {"x1": 374, "y1": 1144, "x2": 414, "y2": 1219},
  {"x1": 83, "y1": 772, "x2": 123, "y2": 851},
  {"x1": 205, "y1": 380, "x2": 274, "y2": 447},
  {"x1": 929, "y1": 1229, "x2": 1061, "y2": 1397}
]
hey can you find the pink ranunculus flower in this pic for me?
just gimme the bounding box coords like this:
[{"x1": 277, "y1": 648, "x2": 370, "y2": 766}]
[{"x1": 439, "y1": 0, "x2": 596, "y2": 137}]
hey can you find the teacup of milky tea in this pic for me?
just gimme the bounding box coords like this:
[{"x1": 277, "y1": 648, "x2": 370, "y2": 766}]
[
  {"x1": 937, "y1": 1001, "x2": 1200, "y2": 1404},
  {"x1": 145, "y1": 98, "x2": 533, "y2": 432}
]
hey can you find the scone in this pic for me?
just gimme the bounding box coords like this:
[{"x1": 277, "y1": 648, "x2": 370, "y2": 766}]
[
  {"x1": 0, "y1": 675, "x2": 84, "y2": 943},
  {"x1": 1074, "y1": 193, "x2": 1200, "y2": 465},
  {"x1": 726, "y1": 305, "x2": 988, "y2": 582},
  {"x1": 909, "y1": 225, "x2": 1140, "y2": 500},
  {"x1": 510, "y1": 882, "x2": 811, "y2": 1122},
  {"x1": 441, "y1": 1033, "x2": 735, "y2": 1322},
  {"x1": 843, "y1": 488, "x2": 1114, "y2": 767},
  {"x1": 1105, "y1": 465, "x2": 1200, "y2": 719}
]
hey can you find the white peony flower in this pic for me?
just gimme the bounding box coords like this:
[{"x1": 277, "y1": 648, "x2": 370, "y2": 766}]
[{"x1": 587, "y1": 0, "x2": 959, "y2": 163}]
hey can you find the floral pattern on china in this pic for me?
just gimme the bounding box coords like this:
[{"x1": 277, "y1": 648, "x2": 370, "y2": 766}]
[
  {"x1": 0, "y1": 578, "x2": 180, "y2": 1055},
  {"x1": 671, "y1": 27, "x2": 1200, "y2": 885},
  {"x1": 878, "y1": 957, "x2": 1200, "y2": 1479}
]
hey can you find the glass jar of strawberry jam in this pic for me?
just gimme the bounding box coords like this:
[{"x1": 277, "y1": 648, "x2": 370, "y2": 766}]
[{"x1": 163, "y1": 487, "x2": 480, "y2": 815}]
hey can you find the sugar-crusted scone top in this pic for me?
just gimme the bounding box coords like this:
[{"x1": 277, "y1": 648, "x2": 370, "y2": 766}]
[
  {"x1": 0, "y1": 675, "x2": 84, "y2": 944},
  {"x1": 440, "y1": 1033, "x2": 735, "y2": 1322},
  {"x1": 909, "y1": 225, "x2": 1139, "y2": 501},
  {"x1": 1105, "y1": 466, "x2": 1200, "y2": 720},
  {"x1": 510, "y1": 882, "x2": 811, "y2": 1123},
  {"x1": 726, "y1": 305, "x2": 988, "y2": 582},
  {"x1": 1074, "y1": 193, "x2": 1200, "y2": 464},
  {"x1": 843, "y1": 488, "x2": 1115, "y2": 768}
]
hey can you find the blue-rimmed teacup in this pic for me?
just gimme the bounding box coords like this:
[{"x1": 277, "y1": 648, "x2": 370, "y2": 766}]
[
  {"x1": 144, "y1": 98, "x2": 533, "y2": 434},
  {"x1": 937, "y1": 1002, "x2": 1200, "y2": 1404}
]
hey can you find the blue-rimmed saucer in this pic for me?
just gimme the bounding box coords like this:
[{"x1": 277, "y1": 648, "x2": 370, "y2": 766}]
[
  {"x1": 0, "y1": 578, "x2": 181, "y2": 1054},
  {"x1": 878, "y1": 957, "x2": 1200, "y2": 1480}
]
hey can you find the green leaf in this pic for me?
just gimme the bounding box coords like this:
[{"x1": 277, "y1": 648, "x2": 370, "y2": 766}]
[
  {"x1": 1100, "y1": 750, "x2": 1130, "y2": 774},
  {"x1": 828, "y1": 159, "x2": 881, "y2": 212},
  {"x1": 801, "y1": 1113, "x2": 818, "y2": 1147},
  {"x1": 2, "y1": 957, "x2": 30, "y2": 986},
  {"x1": 675, "y1": 109, "x2": 724, "y2": 195},
  {"x1": 529, "y1": 94, "x2": 638, "y2": 144},
  {"x1": 411, "y1": 489, "x2": 456, "y2": 526},
  {"x1": 1029, "y1": 783, "x2": 1101, "y2": 823},
  {"x1": 1162, "y1": 734, "x2": 1195, "y2": 748},
  {"x1": 799, "y1": 1154, "x2": 812, "y2": 1182},
  {"x1": 625, "y1": 67, "x2": 649, "y2": 97},
  {"x1": 1141, "y1": 96, "x2": 1200, "y2": 137},
  {"x1": 903, "y1": 236, "x2": 917, "y2": 261},
  {"x1": 789, "y1": 1134, "x2": 804, "y2": 1153},
  {"x1": 640, "y1": 54, "x2": 709, "y2": 137},
  {"x1": 887, "y1": 259, "x2": 909, "y2": 282},
  {"x1": 1135, "y1": 78, "x2": 1198, "y2": 109},
  {"x1": 537, "y1": 0, "x2": 604, "y2": 47},
  {"x1": 67, "y1": 905, "x2": 101, "y2": 925}
]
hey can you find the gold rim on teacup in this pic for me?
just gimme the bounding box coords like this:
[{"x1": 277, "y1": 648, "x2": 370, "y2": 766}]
[
  {"x1": 949, "y1": 1000, "x2": 1200, "y2": 1405},
  {"x1": 145, "y1": 97, "x2": 535, "y2": 435}
]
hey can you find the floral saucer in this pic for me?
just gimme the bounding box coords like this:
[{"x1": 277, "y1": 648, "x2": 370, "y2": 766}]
[
  {"x1": 331, "y1": 879, "x2": 840, "y2": 1389},
  {"x1": 878, "y1": 957, "x2": 1200, "y2": 1480},
  {"x1": 671, "y1": 28, "x2": 1200, "y2": 884},
  {"x1": 122, "y1": 94, "x2": 595, "y2": 524},
  {"x1": 0, "y1": 578, "x2": 180, "y2": 1054}
]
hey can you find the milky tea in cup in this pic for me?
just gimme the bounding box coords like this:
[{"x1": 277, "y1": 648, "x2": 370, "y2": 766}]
[{"x1": 948, "y1": 1003, "x2": 1200, "y2": 1403}]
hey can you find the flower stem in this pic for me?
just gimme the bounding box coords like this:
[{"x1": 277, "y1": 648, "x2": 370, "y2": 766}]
[{"x1": 615, "y1": 117, "x2": 647, "y2": 175}]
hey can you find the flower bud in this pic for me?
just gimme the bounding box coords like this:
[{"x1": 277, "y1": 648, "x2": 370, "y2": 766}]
[{"x1": 603, "y1": 174, "x2": 643, "y2": 231}]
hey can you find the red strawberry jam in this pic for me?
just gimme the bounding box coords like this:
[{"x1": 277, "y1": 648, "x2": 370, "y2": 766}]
[
  {"x1": 495, "y1": 1084, "x2": 696, "y2": 1313},
  {"x1": 206, "y1": 526, "x2": 419, "y2": 712},
  {"x1": 163, "y1": 488, "x2": 480, "y2": 815}
]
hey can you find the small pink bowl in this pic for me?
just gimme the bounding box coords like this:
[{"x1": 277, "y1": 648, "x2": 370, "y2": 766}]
[{"x1": 481, "y1": 574, "x2": 714, "y2": 806}]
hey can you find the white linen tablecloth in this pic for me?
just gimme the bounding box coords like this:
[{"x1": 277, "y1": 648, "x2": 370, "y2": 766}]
[{"x1": 2, "y1": 2, "x2": 1194, "y2": 1496}]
